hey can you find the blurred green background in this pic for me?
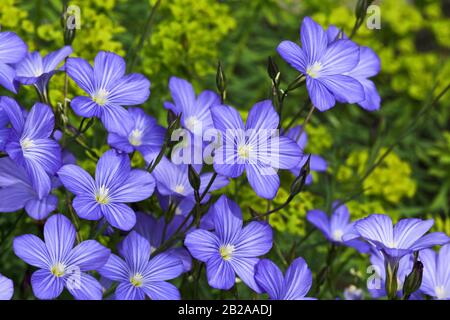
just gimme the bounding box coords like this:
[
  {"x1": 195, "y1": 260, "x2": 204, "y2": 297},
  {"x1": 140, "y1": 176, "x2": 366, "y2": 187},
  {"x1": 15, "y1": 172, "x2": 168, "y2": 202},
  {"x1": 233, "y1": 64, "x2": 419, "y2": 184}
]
[{"x1": 0, "y1": 0, "x2": 449, "y2": 299}]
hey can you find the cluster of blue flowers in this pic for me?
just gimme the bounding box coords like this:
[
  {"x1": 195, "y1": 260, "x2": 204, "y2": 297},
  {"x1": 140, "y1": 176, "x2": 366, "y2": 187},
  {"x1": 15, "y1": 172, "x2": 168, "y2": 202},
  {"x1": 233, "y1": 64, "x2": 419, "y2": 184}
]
[{"x1": 0, "y1": 16, "x2": 449, "y2": 301}]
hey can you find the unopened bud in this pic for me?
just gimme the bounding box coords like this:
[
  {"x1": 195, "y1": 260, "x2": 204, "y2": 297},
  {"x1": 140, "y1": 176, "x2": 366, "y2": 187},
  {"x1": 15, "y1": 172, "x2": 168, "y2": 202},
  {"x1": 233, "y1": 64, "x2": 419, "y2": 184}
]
[
  {"x1": 216, "y1": 61, "x2": 226, "y2": 102},
  {"x1": 290, "y1": 155, "x2": 310, "y2": 196},
  {"x1": 403, "y1": 260, "x2": 423, "y2": 299},
  {"x1": 188, "y1": 165, "x2": 200, "y2": 191}
]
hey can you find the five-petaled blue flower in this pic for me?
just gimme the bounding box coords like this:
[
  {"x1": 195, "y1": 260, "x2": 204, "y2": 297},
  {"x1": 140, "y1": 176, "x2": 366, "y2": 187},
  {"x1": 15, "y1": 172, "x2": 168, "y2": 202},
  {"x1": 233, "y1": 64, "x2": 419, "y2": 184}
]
[
  {"x1": 98, "y1": 231, "x2": 184, "y2": 300},
  {"x1": 58, "y1": 149, "x2": 155, "y2": 231},
  {"x1": 1, "y1": 96, "x2": 62, "y2": 199},
  {"x1": 255, "y1": 257, "x2": 316, "y2": 300},
  {"x1": 211, "y1": 100, "x2": 301, "y2": 199},
  {"x1": 185, "y1": 195, "x2": 273, "y2": 292},
  {"x1": 107, "y1": 107, "x2": 166, "y2": 164},
  {"x1": 15, "y1": 46, "x2": 73, "y2": 96},
  {"x1": 277, "y1": 17, "x2": 365, "y2": 111},
  {"x1": 0, "y1": 31, "x2": 27, "y2": 93},
  {"x1": 66, "y1": 51, "x2": 150, "y2": 134},
  {"x1": 13, "y1": 214, "x2": 111, "y2": 300},
  {"x1": 307, "y1": 202, "x2": 369, "y2": 253},
  {"x1": 347, "y1": 214, "x2": 450, "y2": 266}
]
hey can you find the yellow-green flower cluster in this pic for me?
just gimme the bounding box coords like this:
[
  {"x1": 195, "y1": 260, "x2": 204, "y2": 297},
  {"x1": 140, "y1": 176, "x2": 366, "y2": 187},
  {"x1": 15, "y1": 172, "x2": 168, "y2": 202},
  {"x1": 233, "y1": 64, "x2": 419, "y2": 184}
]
[
  {"x1": 337, "y1": 148, "x2": 417, "y2": 204},
  {"x1": 142, "y1": 0, "x2": 236, "y2": 80}
]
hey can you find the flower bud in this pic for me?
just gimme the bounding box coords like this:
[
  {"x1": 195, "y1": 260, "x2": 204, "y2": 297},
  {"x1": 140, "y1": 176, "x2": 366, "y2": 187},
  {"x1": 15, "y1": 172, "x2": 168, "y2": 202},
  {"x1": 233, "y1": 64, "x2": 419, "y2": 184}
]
[
  {"x1": 402, "y1": 260, "x2": 423, "y2": 299},
  {"x1": 216, "y1": 61, "x2": 226, "y2": 102},
  {"x1": 188, "y1": 165, "x2": 200, "y2": 191},
  {"x1": 290, "y1": 154, "x2": 310, "y2": 196}
]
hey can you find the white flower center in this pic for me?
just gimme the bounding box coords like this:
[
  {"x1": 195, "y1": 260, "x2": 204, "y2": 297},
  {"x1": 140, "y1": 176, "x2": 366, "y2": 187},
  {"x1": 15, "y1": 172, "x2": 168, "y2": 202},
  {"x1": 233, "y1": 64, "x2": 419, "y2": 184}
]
[
  {"x1": 387, "y1": 241, "x2": 398, "y2": 249},
  {"x1": 435, "y1": 286, "x2": 447, "y2": 299},
  {"x1": 130, "y1": 273, "x2": 144, "y2": 287},
  {"x1": 34, "y1": 66, "x2": 44, "y2": 77},
  {"x1": 237, "y1": 144, "x2": 252, "y2": 160},
  {"x1": 185, "y1": 116, "x2": 201, "y2": 133},
  {"x1": 51, "y1": 262, "x2": 66, "y2": 277},
  {"x1": 306, "y1": 61, "x2": 322, "y2": 78},
  {"x1": 219, "y1": 244, "x2": 235, "y2": 261},
  {"x1": 20, "y1": 138, "x2": 34, "y2": 151},
  {"x1": 95, "y1": 185, "x2": 110, "y2": 205},
  {"x1": 174, "y1": 184, "x2": 185, "y2": 195},
  {"x1": 128, "y1": 129, "x2": 143, "y2": 146},
  {"x1": 92, "y1": 88, "x2": 109, "y2": 106},
  {"x1": 332, "y1": 229, "x2": 344, "y2": 242}
]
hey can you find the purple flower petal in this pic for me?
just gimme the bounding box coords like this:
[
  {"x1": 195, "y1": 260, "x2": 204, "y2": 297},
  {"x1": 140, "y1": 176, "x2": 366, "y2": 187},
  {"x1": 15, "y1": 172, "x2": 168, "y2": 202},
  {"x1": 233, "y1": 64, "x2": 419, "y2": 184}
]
[
  {"x1": 145, "y1": 252, "x2": 183, "y2": 282},
  {"x1": 185, "y1": 229, "x2": 220, "y2": 262},
  {"x1": 66, "y1": 240, "x2": 110, "y2": 271},
  {"x1": 393, "y1": 218, "x2": 434, "y2": 249},
  {"x1": 306, "y1": 210, "x2": 331, "y2": 239},
  {"x1": 13, "y1": 234, "x2": 50, "y2": 268},
  {"x1": 58, "y1": 164, "x2": 96, "y2": 195},
  {"x1": 168, "y1": 77, "x2": 196, "y2": 115},
  {"x1": 142, "y1": 281, "x2": 181, "y2": 300},
  {"x1": 95, "y1": 150, "x2": 130, "y2": 190},
  {"x1": 119, "y1": 231, "x2": 151, "y2": 273},
  {"x1": 319, "y1": 74, "x2": 364, "y2": 104},
  {"x1": 25, "y1": 194, "x2": 58, "y2": 220},
  {"x1": 66, "y1": 272, "x2": 103, "y2": 300},
  {"x1": 350, "y1": 46, "x2": 380, "y2": 78},
  {"x1": 320, "y1": 40, "x2": 360, "y2": 75},
  {"x1": 73, "y1": 196, "x2": 103, "y2": 220},
  {"x1": 110, "y1": 169, "x2": 155, "y2": 202},
  {"x1": 277, "y1": 40, "x2": 307, "y2": 73},
  {"x1": 235, "y1": 221, "x2": 272, "y2": 258},
  {"x1": 255, "y1": 259, "x2": 284, "y2": 299},
  {"x1": 101, "y1": 104, "x2": 134, "y2": 136},
  {"x1": 310, "y1": 155, "x2": 327, "y2": 171},
  {"x1": 301, "y1": 17, "x2": 328, "y2": 65},
  {"x1": 211, "y1": 104, "x2": 244, "y2": 132},
  {"x1": 0, "y1": 274, "x2": 14, "y2": 300},
  {"x1": 283, "y1": 257, "x2": 313, "y2": 300},
  {"x1": 246, "y1": 100, "x2": 279, "y2": 131},
  {"x1": 42, "y1": 46, "x2": 73, "y2": 72},
  {"x1": 205, "y1": 253, "x2": 235, "y2": 290},
  {"x1": 246, "y1": 163, "x2": 280, "y2": 199},
  {"x1": 275, "y1": 136, "x2": 302, "y2": 169},
  {"x1": 306, "y1": 77, "x2": 335, "y2": 111},
  {"x1": 0, "y1": 31, "x2": 27, "y2": 64},
  {"x1": 108, "y1": 73, "x2": 150, "y2": 105},
  {"x1": 1, "y1": 96, "x2": 24, "y2": 134},
  {"x1": 31, "y1": 269, "x2": 64, "y2": 300},
  {"x1": 98, "y1": 254, "x2": 129, "y2": 282},
  {"x1": 213, "y1": 195, "x2": 243, "y2": 243},
  {"x1": 101, "y1": 202, "x2": 136, "y2": 231},
  {"x1": 66, "y1": 57, "x2": 95, "y2": 94},
  {"x1": 44, "y1": 214, "x2": 76, "y2": 263},
  {"x1": 93, "y1": 51, "x2": 125, "y2": 90},
  {"x1": 14, "y1": 52, "x2": 43, "y2": 84},
  {"x1": 409, "y1": 232, "x2": 450, "y2": 252},
  {"x1": 0, "y1": 62, "x2": 18, "y2": 93},
  {"x1": 354, "y1": 214, "x2": 394, "y2": 247},
  {"x1": 229, "y1": 257, "x2": 262, "y2": 293},
  {"x1": 0, "y1": 185, "x2": 34, "y2": 212},
  {"x1": 70, "y1": 96, "x2": 101, "y2": 118},
  {"x1": 115, "y1": 282, "x2": 145, "y2": 300},
  {"x1": 358, "y1": 79, "x2": 381, "y2": 111}
]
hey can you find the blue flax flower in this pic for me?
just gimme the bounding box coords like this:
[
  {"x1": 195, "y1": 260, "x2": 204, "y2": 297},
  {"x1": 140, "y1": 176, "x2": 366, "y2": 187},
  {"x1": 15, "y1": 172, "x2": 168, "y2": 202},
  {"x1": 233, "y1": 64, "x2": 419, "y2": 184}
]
[
  {"x1": 0, "y1": 103, "x2": 10, "y2": 151},
  {"x1": 307, "y1": 202, "x2": 369, "y2": 253},
  {"x1": 1, "y1": 97, "x2": 62, "y2": 199},
  {"x1": 185, "y1": 195, "x2": 273, "y2": 292},
  {"x1": 0, "y1": 31, "x2": 27, "y2": 93},
  {"x1": 277, "y1": 17, "x2": 364, "y2": 111},
  {"x1": 107, "y1": 107, "x2": 165, "y2": 163},
  {"x1": 0, "y1": 274, "x2": 14, "y2": 300},
  {"x1": 134, "y1": 212, "x2": 192, "y2": 272},
  {"x1": 13, "y1": 214, "x2": 110, "y2": 300},
  {"x1": 152, "y1": 156, "x2": 229, "y2": 215},
  {"x1": 15, "y1": 46, "x2": 73, "y2": 95},
  {"x1": 347, "y1": 214, "x2": 450, "y2": 266},
  {"x1": 285, "y1": 125, "x2": 327, "y2": 183},
  {"x1": 254, "y1": 257, "x2": 316, "y2": 300},
  {"x1": 0, "y1": 157, "x2": 57, "y2": 219},
  {"x1": 58, "y1": 149, "x2": 155, "y2": 231},
  {"x1": 98, "y1": 231, "x2": 184, "y2": 300},
  {"x1": 66, "y1": 51, "x2": 150, "y2": 133},
  {"x1": 211, "y1": 100, "x2": 301, "y2": 199},
  {"x1": 419, "y1": 244, "x2": 450, "y2": 299}
]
